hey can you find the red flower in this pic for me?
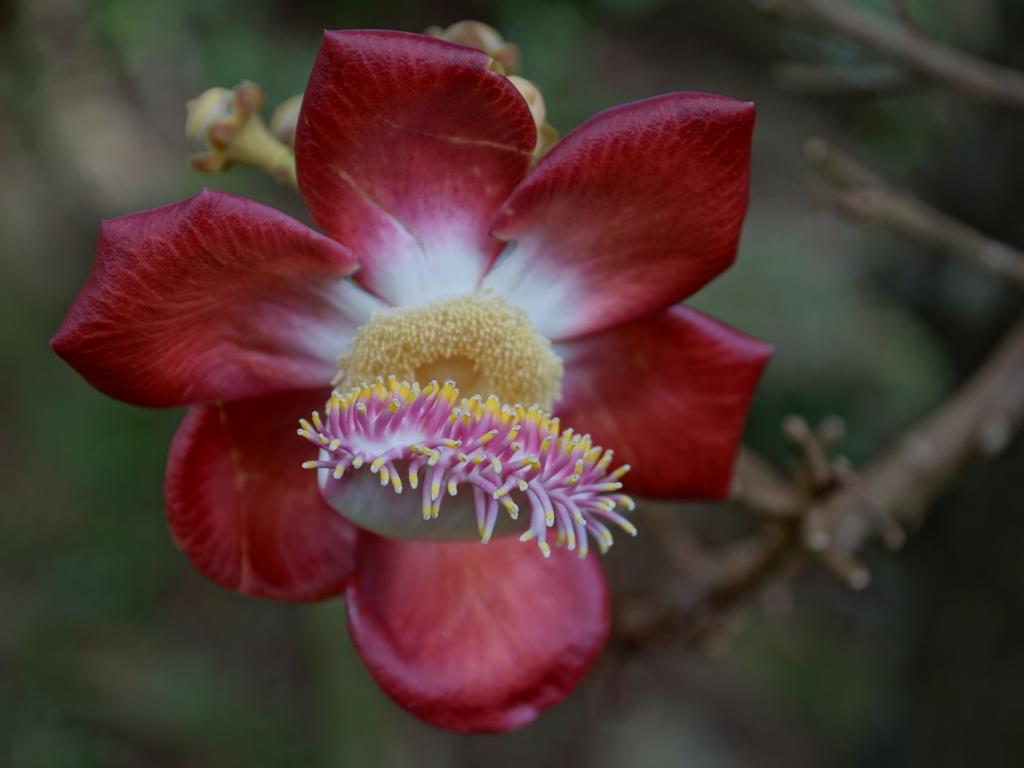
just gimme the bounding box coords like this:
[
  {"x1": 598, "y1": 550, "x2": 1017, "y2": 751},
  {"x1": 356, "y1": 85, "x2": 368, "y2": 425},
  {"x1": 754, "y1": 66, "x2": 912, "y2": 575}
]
[{"x1": 52, "y1": 30, "x2": 771, "y2": 732}]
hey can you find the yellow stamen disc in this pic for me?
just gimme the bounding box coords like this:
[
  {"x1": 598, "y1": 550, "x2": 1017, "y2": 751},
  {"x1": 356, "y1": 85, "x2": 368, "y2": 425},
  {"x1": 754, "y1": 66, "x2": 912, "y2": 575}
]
[{"x1": 336, "y1": 293, "x2": 563, "y2": 408}]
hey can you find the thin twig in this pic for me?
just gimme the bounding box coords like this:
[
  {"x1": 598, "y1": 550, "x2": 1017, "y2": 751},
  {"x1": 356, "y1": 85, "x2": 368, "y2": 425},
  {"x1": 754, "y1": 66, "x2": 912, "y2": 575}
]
[
  {"x1": 756, "y1": 0, "x2": 1024, "y2": 109},
  {"x1": 773, "y1": 62, "x2": 914, "y2": 99},
  {"x1": 816, "y1": 314, "x2": 1024, "y2": 553},
  {"x1": 888, "y1": 0, "x2": 921, "y2": 35},
  {"x1": 615, "y1": 5, "x2": 1024, "y2": 652},
  {"x1": 731, "y1": 448, "x2": 802, "y2": 519},
  {"x1": 623, "y1": 315, "x2": 1024, "y2": 647},
  {"x1": 617, "y1": 138, "x2": 1024, "y2": 649},
  {"x1": 805, "y1": 138, "x2": 1024, "y2": 288}
]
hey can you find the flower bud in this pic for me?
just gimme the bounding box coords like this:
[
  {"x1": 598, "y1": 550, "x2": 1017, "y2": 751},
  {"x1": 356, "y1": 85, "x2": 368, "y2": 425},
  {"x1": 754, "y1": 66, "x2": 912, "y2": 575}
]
[
  {"x1": 508, "y1": 76, "x2": 558, "y2": 161},
  {"x1": 184, "y1": 81, "x2": 295, "y2": 186},
  {"x1": 427, "y1": 20, "x2": 519, "y2": 74},
  {"x1": 270, "y1": 95, "x2": 302, "y2": 148},
  {"x1": 185, "y1": 88, "x2": 234, "y2": 171},
  {"x1": 185, "y1": 81, "x2": 263, "y2": 172},
  {"x1": 508, "y1": 76, "x2": 546, "y2": 131},
  {"x1": 426, "y1": 23, "x2": 556, "y2": 161}
]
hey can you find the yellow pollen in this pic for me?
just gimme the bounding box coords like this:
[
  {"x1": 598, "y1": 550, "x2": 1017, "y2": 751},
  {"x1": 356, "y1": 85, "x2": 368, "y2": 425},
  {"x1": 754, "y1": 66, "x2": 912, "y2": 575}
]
[{"x1": 335, "y1": 293, "x2": 563, "y2": 409}]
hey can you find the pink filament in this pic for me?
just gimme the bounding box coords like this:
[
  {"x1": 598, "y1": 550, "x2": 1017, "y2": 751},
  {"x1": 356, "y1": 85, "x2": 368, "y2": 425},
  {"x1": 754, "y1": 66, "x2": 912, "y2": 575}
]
[{"x1": 299, "y1": 378, "x2": 637, "y2": 558}]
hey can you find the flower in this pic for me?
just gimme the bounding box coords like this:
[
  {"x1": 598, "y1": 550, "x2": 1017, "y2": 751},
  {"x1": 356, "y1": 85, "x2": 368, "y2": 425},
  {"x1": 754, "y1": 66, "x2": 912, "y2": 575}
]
[{"x1": 52, "y1": 29, "x2": 771, "y2": 732}]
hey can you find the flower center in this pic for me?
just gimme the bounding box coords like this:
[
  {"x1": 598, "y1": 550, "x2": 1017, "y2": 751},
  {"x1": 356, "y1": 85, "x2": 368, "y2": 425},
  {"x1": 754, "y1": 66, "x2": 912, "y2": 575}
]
[
  {"x1": 299, "y1": 378, "x2": 636, "y2": 557},
  {"x1": 336, "y1": 293, "x2": 563, "y2": 410}
]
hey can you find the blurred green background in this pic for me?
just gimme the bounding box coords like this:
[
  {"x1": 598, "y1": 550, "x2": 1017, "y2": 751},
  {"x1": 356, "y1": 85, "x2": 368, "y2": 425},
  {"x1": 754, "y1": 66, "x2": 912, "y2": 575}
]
[{"x1": 2, "y1": 0, "x2": 1023, "y2": 765}]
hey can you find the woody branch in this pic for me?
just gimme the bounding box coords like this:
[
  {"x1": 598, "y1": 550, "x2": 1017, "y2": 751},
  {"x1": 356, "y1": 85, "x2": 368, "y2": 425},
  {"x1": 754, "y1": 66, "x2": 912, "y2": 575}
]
[
  {"x1": 755, "y1": 0, "x2": 1024, "y2": 110},
  {"x1": 617, "y1": 140, "x2": 1024, "y2": 650}
]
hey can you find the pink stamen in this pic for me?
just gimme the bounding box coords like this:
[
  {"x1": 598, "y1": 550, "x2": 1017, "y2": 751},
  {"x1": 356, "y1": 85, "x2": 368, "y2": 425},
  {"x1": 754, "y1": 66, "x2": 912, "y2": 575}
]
[{"x1": 298, "y1": 377, "x2": 637, "y2": 558}]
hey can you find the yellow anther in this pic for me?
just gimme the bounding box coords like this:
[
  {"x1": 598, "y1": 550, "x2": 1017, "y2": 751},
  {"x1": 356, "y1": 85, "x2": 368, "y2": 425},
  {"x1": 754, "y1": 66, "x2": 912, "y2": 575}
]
[
  {"x1": 501, "y1": 497, "x2": 519, "y2": 518},
  {"x1": 609, "y1": 464, "x2": 631, "y2": 481},
  {"x1": 334, "y1": 293, "x2": 563, "y2": 408},
  {"x1": 332, "y1": 464, "x2": 345, "y2": 480},
  {"x1": 301, "y1": 460, "x2": 318, "y2": 469}
]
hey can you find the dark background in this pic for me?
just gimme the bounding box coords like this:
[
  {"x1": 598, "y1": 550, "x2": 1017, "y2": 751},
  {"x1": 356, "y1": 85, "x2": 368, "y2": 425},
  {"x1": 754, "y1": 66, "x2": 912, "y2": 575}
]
[{"x1": 2, "y1": 0, "x2": 1022, "y2": 765}]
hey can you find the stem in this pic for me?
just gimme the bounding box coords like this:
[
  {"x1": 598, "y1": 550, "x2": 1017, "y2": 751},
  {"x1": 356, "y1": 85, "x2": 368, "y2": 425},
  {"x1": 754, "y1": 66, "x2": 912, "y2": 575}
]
[
  {"x1": 805, "y1": 138, "x2": 1024, "y2": 288},
  {"x1": 228, "y1": 115, "x2": 298, "y2": 188},
  {"x1": 757, "y1": 0, "x2": 1024, "y2": 109}
]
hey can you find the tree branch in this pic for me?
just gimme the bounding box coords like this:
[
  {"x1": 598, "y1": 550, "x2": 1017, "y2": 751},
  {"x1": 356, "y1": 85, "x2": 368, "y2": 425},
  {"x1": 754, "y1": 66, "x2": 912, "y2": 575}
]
[
  {"x1": 772, "y1": 62, "x2": 914, "y2": 99},
  {"x1": 805, "y1": 138, "x2": 1024, "y2": 288},
  {"x1": 620, "y1": 314, "x2": 1023, "y2": 648},
  {"x1": 814, "y1": 314, "x2": 1024, "y2": 553},
  {"x1": 756, "y1": 0, "x2": 1024, "y2": 110},
  {"x1": 616, "y1": 136, "x2": 1024, "y2": 650}
]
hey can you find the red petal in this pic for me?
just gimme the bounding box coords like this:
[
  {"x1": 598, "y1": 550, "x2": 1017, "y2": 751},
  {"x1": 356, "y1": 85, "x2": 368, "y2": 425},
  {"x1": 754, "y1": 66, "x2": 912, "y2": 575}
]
[
  {"x1": 484, "y1": 93, "x2": 755, "y2": 340},
  {"x1": 296, "y1": 30, "x2": 535, "y2": 306},
  {"x1": 166, "y1": 389, "x2": 356, "y2": 601},
  {"x1": 556, "y1": 307, "x2": 772, "y2": 498},
  {"x1": 52, "y1": 190, "x2": 381, "y2": 408},
  {"x1": 346, "y1": 533, "x2": 610, "y2": 733}
]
